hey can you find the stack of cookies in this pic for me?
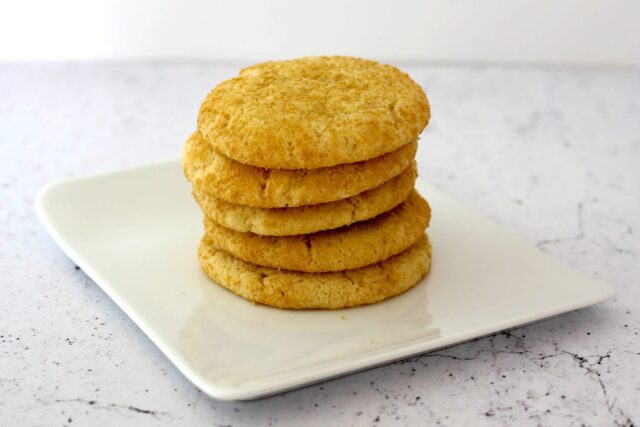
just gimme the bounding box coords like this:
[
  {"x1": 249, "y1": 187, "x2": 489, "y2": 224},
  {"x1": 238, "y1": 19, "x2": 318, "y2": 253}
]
[{"x1": 183, "y1": 56, "x2": 432, "y2": 309}]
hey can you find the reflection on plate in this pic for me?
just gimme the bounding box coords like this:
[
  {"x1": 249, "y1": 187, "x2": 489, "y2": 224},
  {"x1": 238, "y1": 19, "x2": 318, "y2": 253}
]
[{"x1": 181, "y1": 275, "x2": 439, "y2": 389}]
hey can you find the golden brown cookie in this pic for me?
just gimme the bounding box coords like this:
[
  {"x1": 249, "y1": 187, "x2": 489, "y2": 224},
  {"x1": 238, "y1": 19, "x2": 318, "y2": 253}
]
[
  {"x1": 182, "y1": 131, "x2": 417, "y2": 208},
  {"x1": 193, "y1": 162, "x2": 417, "y2": 236},
  {"x1": 198, "y1": 56, "x2": 430, "y2": 169},
  {"x1": 203, "y1": 190, "x2": 430, "y2": 272},
  {"x1": 199, "y1": 234, "x2": 432, "y2": 309}
]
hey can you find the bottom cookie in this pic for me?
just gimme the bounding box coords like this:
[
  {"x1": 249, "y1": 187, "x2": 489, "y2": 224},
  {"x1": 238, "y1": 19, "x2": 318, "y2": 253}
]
[{"x1": 198, "y1": 233, "x2": 432, "y2": 309}]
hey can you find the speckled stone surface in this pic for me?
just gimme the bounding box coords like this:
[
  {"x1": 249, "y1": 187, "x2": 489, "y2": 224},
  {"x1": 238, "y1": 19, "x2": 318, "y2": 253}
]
[{"x1": 1, "y1": 63, "x2": 638, "y2": 426}]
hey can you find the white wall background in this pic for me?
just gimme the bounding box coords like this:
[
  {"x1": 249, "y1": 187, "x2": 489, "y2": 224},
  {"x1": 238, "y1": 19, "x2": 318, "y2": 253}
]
[{"x1": 0, "y1": 0, "x2": 638, "y2": 65}]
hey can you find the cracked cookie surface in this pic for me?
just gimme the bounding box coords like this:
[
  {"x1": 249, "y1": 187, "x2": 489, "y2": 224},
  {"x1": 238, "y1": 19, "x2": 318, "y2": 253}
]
[
  {"x1": 197, "y1": 56, "x2": 430, "y2": 169},
  {"x1": 203, "y1": 190, "x2": 430, "y2": 272},
  {"x1": 182, "y1": 131, "x2": 417, "y2": 208},
  {"x1": 193, "y1": 162, "x2": 417, "y2": 236},
  {"x1": 198, "y1": 234, "x2": 431, "y2": 309}
]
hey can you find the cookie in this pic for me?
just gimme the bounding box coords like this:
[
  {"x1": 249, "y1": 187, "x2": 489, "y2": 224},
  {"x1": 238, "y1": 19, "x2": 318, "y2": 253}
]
[
  {"x1": 198, "y1": 56, "x2": 430, "y2": 169},
  {"x1": 193, "y1": 162, "x2": 417, "y2": 236},
  {"x1": 182, "y1": 131, "x2": 417, "y2": 208},
  {"x1": 203, "y1": 190, "x2": 430, "y2": 272},
  {"x1": 198, "y1": 234, "x2": 432, "y2": 309}
]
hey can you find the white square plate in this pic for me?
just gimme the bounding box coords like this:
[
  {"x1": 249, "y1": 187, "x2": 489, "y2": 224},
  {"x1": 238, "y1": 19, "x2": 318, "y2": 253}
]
[{"x1": 35, "y1": 161, "x2": 615, "y2": 401}]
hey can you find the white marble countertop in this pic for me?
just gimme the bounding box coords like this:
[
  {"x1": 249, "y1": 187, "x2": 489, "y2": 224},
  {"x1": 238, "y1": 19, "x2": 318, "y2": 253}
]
[{"x1": 1, "y1": 62, "x2": 638, "y2": 426}]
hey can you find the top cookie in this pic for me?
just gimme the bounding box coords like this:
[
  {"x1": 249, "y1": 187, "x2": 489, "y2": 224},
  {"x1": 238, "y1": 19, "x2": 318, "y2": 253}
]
[{"x1": 198, "y1": 56, "x2": 430, "y2": 169}]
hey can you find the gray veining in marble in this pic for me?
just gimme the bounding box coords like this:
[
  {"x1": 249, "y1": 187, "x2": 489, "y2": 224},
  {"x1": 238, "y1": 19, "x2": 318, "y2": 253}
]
[{"x1": 0, "y1": 62, "x2": 638, "y2": 426}]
